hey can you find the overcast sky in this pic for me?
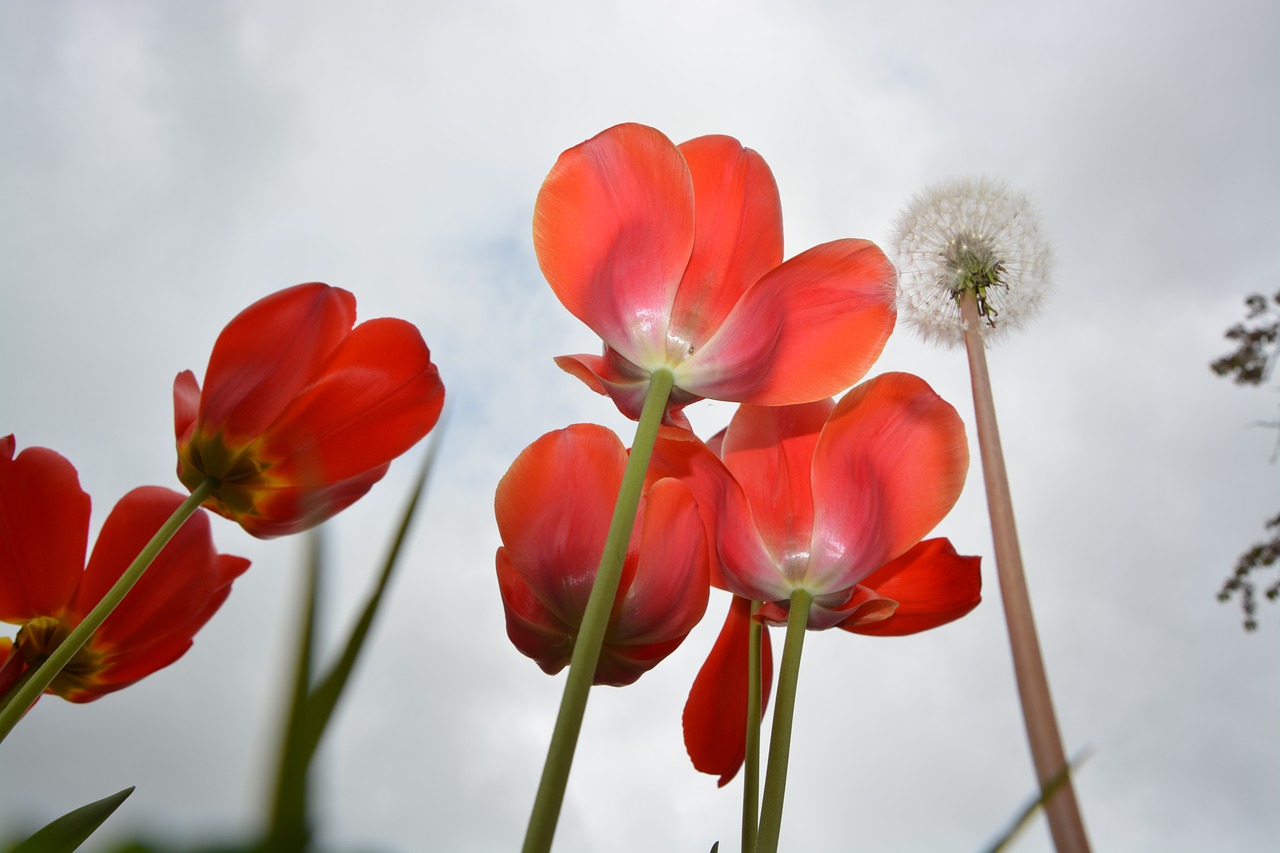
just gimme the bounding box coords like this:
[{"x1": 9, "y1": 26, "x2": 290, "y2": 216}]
[{"x1": 2, "y1": 1, "x2": 1278, "y2": 852}]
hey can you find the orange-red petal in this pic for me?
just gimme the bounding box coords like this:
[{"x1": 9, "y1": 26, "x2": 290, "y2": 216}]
[
  {"x1": 648, "y1": 427, "x2": 753, "y2": 591},
  {"x1": 494, "y1": 425, "x2": 622, "y2": 627},
  {"x1": 496, "y1": 546, "x2": 575, "y2": 677},
  {"x1": 668, "y1": 135, "x2": 782, "y2": 351},
  {"x1": 839, "y1": 538, "x2": 981, "y2": 636},
  {"x1": 679, "y1": 239, "x2": 896, "y2": 404},
  {"x1": 533, "y1": 123, "x2": 694, "y2": 369},
  {"x1": 720, "y1": 400, "x2": 833, "y2": 583},
  {"x1": 607, "y1": 477, "x2": 708, "y2": 645},
  {"x1": 683, "y1": 596, "x2": 774, "y2": 786},
  {"x1": 173, "y1": 371, "x2": 201, "y2": 444},
  {"x1": 554, "y1": 349, "x2": 700, "y2": 430},
  {"x1": 226, "y1": 467, "x2": 389, "y2": 538},
  {"x1": 196, "y1": 283, "x2": 356, "y2": 445},
  {"x1": 70, "y1": 487, "x2": 248, "y2": 646},
  {"x1": 806, "y1": 373, "x2": 969, "y2": 593},
  {"x1": 0, "y1": 437, "x2": 90, "y2": 622},
  {"x1": 262, "y1": 317, "x2": 444, "y2": 485}
]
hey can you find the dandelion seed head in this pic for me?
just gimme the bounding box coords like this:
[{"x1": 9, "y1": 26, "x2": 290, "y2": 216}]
[{"x1": 889, "y1": 177, "x2": 1053, "y2": 347}]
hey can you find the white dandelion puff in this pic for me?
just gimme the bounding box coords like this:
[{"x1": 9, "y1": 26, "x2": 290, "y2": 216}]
[{"x1": 889, "y1": 177, "x2": 1053, "y2": 347}]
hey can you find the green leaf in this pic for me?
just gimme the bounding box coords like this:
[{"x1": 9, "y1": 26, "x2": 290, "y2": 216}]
[
  {"x1": 303, "y1": 421, "x2": 446, "y2": 760},
  {"x1": 263, "y1": 529, "x2": 325, "y2": 849},
  {"x1": 9, "y1": 786, "x2": 133, "y2": 853},
  {"x1": 264, "y1": 423, "x2": 446, "y2": 848}
]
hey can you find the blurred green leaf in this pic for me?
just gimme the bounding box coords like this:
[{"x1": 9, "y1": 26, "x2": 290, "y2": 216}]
[
  {"x1": 8, "y1": 786, "x2": 133, "y2": 853},
  {"x1": 981, "y1": 750, "x2": 1091, "y2": 853},
  {"x1": 264, "y1": 424, "x2": 446, "y2": 849}
]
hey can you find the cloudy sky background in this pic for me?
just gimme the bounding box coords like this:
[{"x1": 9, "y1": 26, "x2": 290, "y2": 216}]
[{"x1": 2, "y1": 1, "x2": 1277, "y2": 851}]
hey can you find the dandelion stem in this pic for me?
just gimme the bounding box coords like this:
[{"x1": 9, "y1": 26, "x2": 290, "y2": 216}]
[
  {"x1": 959, "y1": 291, "x2": 1091, "y2": 853},
  {"x1": 0, "y1": 477, "x2": 217, "y2": 743},
  {"x1": 754, "y1": 588, "x2": 811, "y2": 853},
  {"x1": 742, "y1": 600, "x2": 763, "y2": 853},
  {"x1": 522, "y1": 369, "x2": 675, "y2": 853}
]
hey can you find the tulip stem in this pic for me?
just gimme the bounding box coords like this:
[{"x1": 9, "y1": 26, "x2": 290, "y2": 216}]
[
  {"x1": 754, "y1": 588, "x2": 811, "y2": 853},
  {"x1": 959, "y1": 292, "x2": 1091, "y2": 853},
  {"x1": 522, "y1": 368, "x2": 675, "y2": 853},
  {"x1": 742, "y1": 600, "x2": 763, "y2": 853},
  {"x1": 0, "y1": 477, "x2": 217, "y2": 743}
]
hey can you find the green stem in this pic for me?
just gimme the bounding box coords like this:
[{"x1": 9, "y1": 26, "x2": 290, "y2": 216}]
[
  {"x1": 742, "y1": 600, "x2": 763, "y2": 853},
  {"x1": 0, "y1": 665, "x2": 38, "y2": 716},
  {"x1": 754, "y1": 589, "x2": 812, "y2": 853},
  {"x1": 0, "y1": 477, "x2": 218, "y2": 743},
  {"x1": 521, "y1": 369, "x2": 675, "y2": 853}
]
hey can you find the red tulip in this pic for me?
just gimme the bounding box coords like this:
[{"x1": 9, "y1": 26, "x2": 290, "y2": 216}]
[
  {"x1": 534, "y1": 123, "x2": 896, "y2": 427},
  {"x1": 711, "y1": 373, "x2": 972, "y2": 627},
  {"x1": 174, "y1": 283, "x2": 444, "y2": 537},
  {"x1": 494, "y1": 424, "x2": 709, "y2": 687},
  {"x1": 653, "y1": 376, "x2": 980, "y2": 783},
  {"x1": 0, "y1": 436, "x2": 248, "y2": 703}
]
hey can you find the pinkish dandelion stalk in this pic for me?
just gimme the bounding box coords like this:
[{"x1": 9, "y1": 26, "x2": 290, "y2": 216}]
[{"x1": 891, "y1": 178, "x2": 1091, "y2": 853}]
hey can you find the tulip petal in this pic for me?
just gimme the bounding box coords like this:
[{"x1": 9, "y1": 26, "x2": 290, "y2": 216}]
[
  {"x1": 533, "y1": 123, "x2": 695, "y2": 369},
  {"x1": 173, "y1": 371, "x2": 201, "y2": 443},
  {"x1": 679, "y1": 239, "x2": 896, "y2": 404},
  {"x1": 647, "y1": 427, "x2": 755, "y2": 591},
  {"x1": 496, "y1": 547, "x2": 575, "y2": 676},
  {"x1": 494, "y1": 425, "x2": 623, "y2": 627},
  {"x1": 668, "y1": 135, "x2": 782, "y2": 351},
  {"x1": 683, "y1": 596, "x2": 773, "y2": 786},
  {"x1": 0, "y1": 437, "x2": 90, "y2": 622},
  {"x1": 227, "y1": 467, "x2": 389, "y2": 538},
  {"x1": 720, "y1": 400, "x2": 833, "y2": 585},
  {"x1": 840, "y1": 538, "x2": 981, "y2": 636},
  {"x1": 0, "y1": 639, "x2": 24, "y2": 697},
  {"x1": 71, "y1": 488, "x2": 249, "y2": 650},
  {"x1": 554, "y1": 350, "x2": 699, "y2": 430},
  {"x1": 262, "y1": 317, "x2": 444, "y2": 486},
  {"x1": 595, "y1": 635, "x2": 689, "y2": 688},
  {"x1": 608, "y1": 477, "x2": 708, "y2": 645},
  {"x1": 88, "y1": 552, "x2": 247, "y2": 692},
  {"x1": 197, "y1": 283, "x2": 357, "y2": 444},
  {"x1": 807, "y1": 373, "x2": 969, "y2": 592}
]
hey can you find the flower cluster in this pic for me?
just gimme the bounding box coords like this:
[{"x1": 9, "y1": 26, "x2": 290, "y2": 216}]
[
  {"x1": 497, "y1": 123, "x2": 983, "y2": 851},
  {"x1": 5, "y1": 119, "x2": 1014, "y2": 853},
  {"x1": 3, "y1": 283, "x2": 443, "y2": 726}
]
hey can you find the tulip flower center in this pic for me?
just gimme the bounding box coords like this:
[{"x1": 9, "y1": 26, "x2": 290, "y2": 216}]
[
  {"x1": 14, "y1": 617, "x2": 104, "y2": 697},
  {"x1": 179, "y1": 432, "x2": 280, "y2": 516}
]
